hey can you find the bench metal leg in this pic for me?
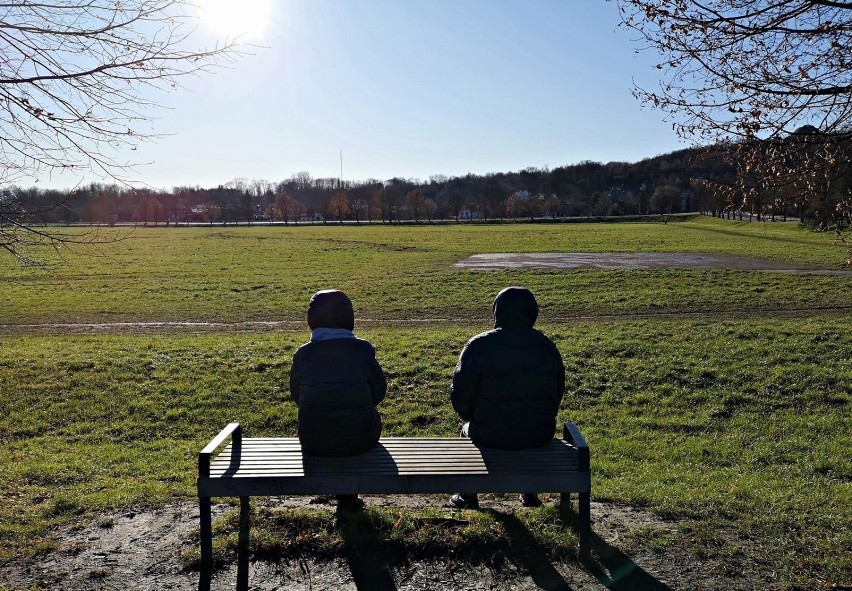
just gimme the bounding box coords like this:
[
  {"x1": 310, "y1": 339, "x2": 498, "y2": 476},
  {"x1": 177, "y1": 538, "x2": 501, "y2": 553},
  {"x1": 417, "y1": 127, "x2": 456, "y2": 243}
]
[
  {"x1": 579, "y1": 491, "x2": 591, "y2": 559},
  {"x1": 559, "y1": 492, "x2": 571, "y2": 520},
  {"x1": 237, "y1": 496, "x2": 251, "y2": 591},
  {"x1": 199, "y1": 496, "x2": 213, "y2": 591}
]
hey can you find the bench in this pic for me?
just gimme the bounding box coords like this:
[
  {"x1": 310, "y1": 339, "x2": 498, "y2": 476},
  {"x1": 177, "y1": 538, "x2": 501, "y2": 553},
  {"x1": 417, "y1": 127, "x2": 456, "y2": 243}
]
[{"x1": 197, "y1": 421, "x2": 591, "y2": 591}]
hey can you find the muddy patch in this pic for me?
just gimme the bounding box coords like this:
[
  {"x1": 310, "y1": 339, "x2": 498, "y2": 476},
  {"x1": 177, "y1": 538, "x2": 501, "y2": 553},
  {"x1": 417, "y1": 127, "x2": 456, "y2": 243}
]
[
  {"x1": 452, "y1": 252, "x2": 852, "y2": 275},
  {"x1": 0, "y1": 496, "x2": 775, "y2": 591}
]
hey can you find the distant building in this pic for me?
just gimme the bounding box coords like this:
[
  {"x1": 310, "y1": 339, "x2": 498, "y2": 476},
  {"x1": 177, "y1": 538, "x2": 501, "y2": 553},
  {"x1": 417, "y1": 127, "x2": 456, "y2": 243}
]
[
  {"x1": 681, "y1": 189, "x2": 693, "y2": 212},
  {"x1": 458, "y1": 207, "x2": 483, "y2": 221}
]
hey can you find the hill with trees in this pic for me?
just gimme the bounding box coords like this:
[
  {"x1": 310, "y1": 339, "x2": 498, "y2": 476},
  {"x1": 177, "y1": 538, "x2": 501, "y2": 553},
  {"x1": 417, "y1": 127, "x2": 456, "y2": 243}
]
[{"x1": 2, "y1": 141, "x2": 849, "y2": 227}]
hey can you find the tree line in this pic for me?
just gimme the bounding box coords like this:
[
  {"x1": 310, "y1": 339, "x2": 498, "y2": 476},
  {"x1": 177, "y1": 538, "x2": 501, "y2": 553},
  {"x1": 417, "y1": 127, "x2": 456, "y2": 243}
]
[{"x1": 3, "y1": 139, "x2": 849, "y2": 227}]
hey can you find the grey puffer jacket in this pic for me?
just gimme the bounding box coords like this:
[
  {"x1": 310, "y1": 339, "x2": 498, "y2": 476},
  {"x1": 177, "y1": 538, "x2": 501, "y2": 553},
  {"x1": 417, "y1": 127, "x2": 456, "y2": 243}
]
[
  {"x1": 450, "y1": 287, "x2": 565, "y2": 450},
  {"x1": 289, "y1": 337, "x2": 386, "y2": 457}
]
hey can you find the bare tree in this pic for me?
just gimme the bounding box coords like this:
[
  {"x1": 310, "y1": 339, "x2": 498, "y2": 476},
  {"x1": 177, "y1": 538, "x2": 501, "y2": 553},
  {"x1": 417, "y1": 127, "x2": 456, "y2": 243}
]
[
  {"x1": 650, "y1": 185, "x2": 681, "y2": 215},
  {"x1": 617, "y1": 0, "x2": 852, "y2": 235},
  {"x1": 424, "y1": 197, "x2": 436, "y2": 221},
  {"x1": 351, "y1": 198, "x2": 367, "y2": 223},
  {"x1": 328, "y1": 191, "x2": 351, "y2": 223},
  {"x1": 617, "y1": 0, "x2": 852, "y2": 142},
  {"x1": 379, "y1": 186, "x2": 401, "y2": 222},
  {"x1": 406, "y1": 188, "x2": 425, "y2": 222},
  {"x1": 447, "y1": 190, "x2": 465, "y2": 221},
  {"x1": 0, "y1": 0, "x2": 240, "y2": 262},
  {"x1": 292, "y1": 171, "x2": 314, "y2": 193}
]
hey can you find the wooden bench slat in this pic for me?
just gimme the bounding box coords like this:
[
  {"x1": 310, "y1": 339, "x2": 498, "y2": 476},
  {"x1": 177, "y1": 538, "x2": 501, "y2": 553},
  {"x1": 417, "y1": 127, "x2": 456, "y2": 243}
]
[
  {"x1": 213, "y1": 458, "x2": 578, "y2": 468},
  {"x1": 197, "y1": 422, "x2": 593, "y2": 591},
  {"x1": 241, "y1": 437, "x2": 480, "y2": 443},
  {"x1": 216, "y1": 445, "x2": 577, "y2": 452},
  {"x1": 210, "y1": 463, "x2": 577, "y2": 471},
  {"x1": 199, "y1": 472, "x2": 591, "y2": 497},
  {"x1": 230, "y1": 438, "x2": 574, "y2": 444},
  {"x1": 209, "y1": 461, "x2": 579, "y2": 471},
  {"x1": 210, "y1": 453, "x2": 578, "y2": 462},
  {"x1": 220, "y1": 448, "x2": 574, "y2": 454},
  {"x1": 209, "y1": 463, "x2": 579, "y2": 471},
  {"x1": 211, "y1": 470, "x2": 497, "y2": 477},
  {"x1": 209, "y1": 470, "x2": 578, "y2": 477},
  {"x1": 227, "y1": 440, "x2": 579, "y2": 450},
  {"x1": 210, "y1": 456, "x2": 579, "y2": 467},
  {"x1": 219, "y1": 441, "x2": 578, "y2": 449},
  {"x1": 217, "y1": 441, "x2": 578, "y2": 451},
  {"x1": 210, "y1": 455, "x2": 578, "y2": 467},
  {"x1": 210, "y1": 439, "x2": 580, "y2": 474}
]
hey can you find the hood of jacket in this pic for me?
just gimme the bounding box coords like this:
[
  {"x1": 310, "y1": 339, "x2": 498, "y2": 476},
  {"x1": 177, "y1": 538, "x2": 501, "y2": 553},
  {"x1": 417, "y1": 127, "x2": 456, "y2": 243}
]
[
  {"x1": 307, "y1": 289, "x2": 355, "y2": 331},
  {"x1": 492, "y1": 286, "x2": 538, "y2": 329}
]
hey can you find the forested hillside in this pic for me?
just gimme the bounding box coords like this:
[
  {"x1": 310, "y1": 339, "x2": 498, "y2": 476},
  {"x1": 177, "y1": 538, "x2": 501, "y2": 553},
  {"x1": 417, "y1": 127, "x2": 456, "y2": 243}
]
[{"x1": 5, "y1": 141, "x2": 849, "y2": 226}]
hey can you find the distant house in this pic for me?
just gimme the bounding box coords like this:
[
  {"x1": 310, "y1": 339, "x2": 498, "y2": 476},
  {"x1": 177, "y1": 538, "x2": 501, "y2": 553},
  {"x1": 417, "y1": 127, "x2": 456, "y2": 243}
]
[
  {"x1": 299, "y1": 212, "x2": 324, "y2": 222},
  {"x1": 458, "y1": 207, "x2": 483, "y2": 221}
]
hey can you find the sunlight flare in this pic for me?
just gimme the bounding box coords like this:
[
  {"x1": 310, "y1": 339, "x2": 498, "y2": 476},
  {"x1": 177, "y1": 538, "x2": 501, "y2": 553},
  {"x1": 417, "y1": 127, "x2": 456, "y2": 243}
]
[{"x1": 199, "y1": 0, "x2": 272, "y2": 39}]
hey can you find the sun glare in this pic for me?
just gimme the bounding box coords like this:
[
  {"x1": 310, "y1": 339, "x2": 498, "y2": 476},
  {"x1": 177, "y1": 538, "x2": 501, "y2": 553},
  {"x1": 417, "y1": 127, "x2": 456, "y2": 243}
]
[{"x1": 199, "y1": 0, "x2": 272, "y2": 40}]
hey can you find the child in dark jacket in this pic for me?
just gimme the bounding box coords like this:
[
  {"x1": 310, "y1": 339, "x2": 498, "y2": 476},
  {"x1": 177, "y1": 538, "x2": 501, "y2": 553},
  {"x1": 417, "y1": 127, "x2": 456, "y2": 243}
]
[
  {"x1": 289, "y1": 289, "x2": 386, "y2": 509},
  {"x1": 448, "y1": 286, "x2": 565, "y2": 509}
]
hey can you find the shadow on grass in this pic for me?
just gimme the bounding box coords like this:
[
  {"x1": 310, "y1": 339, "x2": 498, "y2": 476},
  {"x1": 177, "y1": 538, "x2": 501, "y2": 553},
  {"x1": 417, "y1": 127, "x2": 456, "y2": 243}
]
[
  {"x1": 336, "y1": 506, "x2": 400, "y2": 591},
  {"x1": 485, "y1": 510, "x2": 574, "y2": 591},
  {"x1": 203, "y1": 504, "x2": 673, "y2": 591},
  {"x1": 559, "y1": 507, "x2": 674, "y2": 591},
  {"x1": 333, "y1": 506, "x2": 673, "y2": 591},
  {"x1": 584, "y1": 533, "x2": 673, "y2": 591}
]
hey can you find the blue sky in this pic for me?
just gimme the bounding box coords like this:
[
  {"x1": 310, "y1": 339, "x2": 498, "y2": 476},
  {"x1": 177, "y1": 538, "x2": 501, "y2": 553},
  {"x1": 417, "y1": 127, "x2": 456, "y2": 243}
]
[{"x1": 43, "y1": 1, "x2": 684, "y2": 189}]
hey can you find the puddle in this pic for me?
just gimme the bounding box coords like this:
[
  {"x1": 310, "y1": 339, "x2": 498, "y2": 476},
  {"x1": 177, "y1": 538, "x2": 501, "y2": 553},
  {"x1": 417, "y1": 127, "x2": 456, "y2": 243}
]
[{"x1": 452, "y1": 253, "x2": 852, "y2": 274}]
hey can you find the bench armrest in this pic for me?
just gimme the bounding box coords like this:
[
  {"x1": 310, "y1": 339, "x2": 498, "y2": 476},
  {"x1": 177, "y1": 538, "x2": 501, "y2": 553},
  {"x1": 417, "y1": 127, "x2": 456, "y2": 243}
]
[
  {"x1": 563, "y1": 422, "x2": 590, "y2": 472},
  {"x1": 199, "y1": 422, "x2": 241, "y2": 478}
]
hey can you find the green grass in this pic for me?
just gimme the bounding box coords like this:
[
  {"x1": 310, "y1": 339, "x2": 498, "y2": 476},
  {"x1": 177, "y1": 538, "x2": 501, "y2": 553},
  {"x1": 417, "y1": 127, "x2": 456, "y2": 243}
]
[
  {"x1": 1, "y1": 316, "x2": 849, "y2": 588},
  {"x1": 0, "y1": 216, "x2": 849, "y2": 324},
  {"x1": 0, "y1": 217, "x2": 849, "y2": 589}
]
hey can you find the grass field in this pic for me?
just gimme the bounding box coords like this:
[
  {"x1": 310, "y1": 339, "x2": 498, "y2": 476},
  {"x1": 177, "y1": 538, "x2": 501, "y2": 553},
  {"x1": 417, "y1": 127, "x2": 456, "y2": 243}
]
[
  {"x1": 1, "y1": 216, "x2": 850, "y2": 589},
  {"x1": 1, "y1": 216, "x2": 850, "y2": 324}
]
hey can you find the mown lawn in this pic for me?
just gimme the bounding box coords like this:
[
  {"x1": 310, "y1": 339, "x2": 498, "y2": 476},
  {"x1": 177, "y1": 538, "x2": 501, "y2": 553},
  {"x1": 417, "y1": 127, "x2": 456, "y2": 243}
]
[
  {"x1": 0, "y1": 216, "x2": 849, "y2": 324},
  {"x1": 1, "y1": 317, "x2": 849, "y2": 588},
  {"x1": 0, "y1": 217, "x2": 849, "y2": 589}
]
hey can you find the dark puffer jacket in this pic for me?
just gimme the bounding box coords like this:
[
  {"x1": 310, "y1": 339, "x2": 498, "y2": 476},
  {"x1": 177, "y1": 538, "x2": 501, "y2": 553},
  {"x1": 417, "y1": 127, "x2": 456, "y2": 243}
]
[
  {"x1": 290, "y1": 337, "x2": 386, "y2": 456},
  {"x1": 450, "y1": 287, "x2": 565, "y2": 450},
  {"x1": 289, "y1": 290, "x2": 386, "y2": 457}
]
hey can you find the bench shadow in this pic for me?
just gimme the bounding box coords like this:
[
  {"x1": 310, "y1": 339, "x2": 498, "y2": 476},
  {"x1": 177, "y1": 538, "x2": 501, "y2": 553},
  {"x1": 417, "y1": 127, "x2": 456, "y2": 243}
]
[
  {"x1": 309, "y1": 503, "x2": 671, "y2": 591},
  {"x1": 221, "y1": 437, "x2": 242, "y2": 477},
  {"x1": 560, "y1": 506, "x2": 674, "y2": 591},
  {"x1": 335, "y1": 508, "x2": 400, "y2": 591},
  {"x1": 485, "y1": 510, "x2": 575, "y2": 591},
  {"x1": 492, "y1": 506, "x2": 674, "y2": 591},
  {"x1": 302, "y1": 443, "x2": 400, "y2": 477}
]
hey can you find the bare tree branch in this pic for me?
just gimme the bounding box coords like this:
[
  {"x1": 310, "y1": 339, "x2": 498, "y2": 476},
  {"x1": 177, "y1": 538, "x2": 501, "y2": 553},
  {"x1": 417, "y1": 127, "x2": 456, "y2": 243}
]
[
  {"x1": 0, "y1": 0, "x2": 243, "y2": 264},
  {"x1": 617, "y1": 0, "x2": 852, "y2": 242}
]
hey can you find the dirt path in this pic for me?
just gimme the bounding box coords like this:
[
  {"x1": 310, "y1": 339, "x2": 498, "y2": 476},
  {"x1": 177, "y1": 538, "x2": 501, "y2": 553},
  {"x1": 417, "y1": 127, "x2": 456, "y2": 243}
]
[
  {"x1": 1, "y1": 496, "x2": 776, "y2": 591},
  {"x1": 3, "y1": 303, "x2": 851, "y2": 336},
  {"x1": 2, "y1": 251, "x2": 849, "y2": 336}
]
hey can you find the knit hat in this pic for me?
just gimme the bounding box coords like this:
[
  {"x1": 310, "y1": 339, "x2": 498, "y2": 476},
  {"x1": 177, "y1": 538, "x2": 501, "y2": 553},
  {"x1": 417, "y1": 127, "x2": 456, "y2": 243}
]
[{"x1": 307, "y1": 289, "x2": 355, "y2": 331}]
